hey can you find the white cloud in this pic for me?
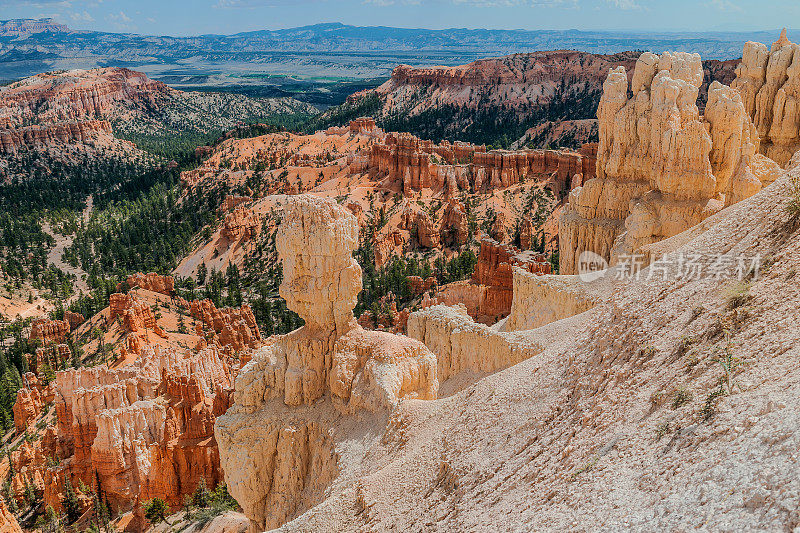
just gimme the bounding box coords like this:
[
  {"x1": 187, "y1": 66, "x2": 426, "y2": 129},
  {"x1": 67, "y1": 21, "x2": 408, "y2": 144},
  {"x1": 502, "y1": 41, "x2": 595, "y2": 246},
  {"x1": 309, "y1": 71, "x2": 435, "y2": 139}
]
[
  {"x1": 707, "y1": 0, "x2": 742, "y2": 11},
  {"x1": 605, "y1": 0, "x2": 640, "y2": 9},
  {"x1": 70, "y1": 10, "x2": 94, "y2": 22}
]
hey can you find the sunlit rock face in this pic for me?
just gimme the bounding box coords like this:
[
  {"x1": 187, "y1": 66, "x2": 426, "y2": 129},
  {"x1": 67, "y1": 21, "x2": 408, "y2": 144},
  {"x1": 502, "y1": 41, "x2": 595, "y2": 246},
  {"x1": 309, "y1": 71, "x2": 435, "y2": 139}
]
[
  {"x1": 215, "y1": 195, "x2": 439, "y2": 531},
  {"x1": 732, "y1": 29, "x2": 800, "y2": 167},
  {"x1": 560, "y1": 51, "x2": 764, "y2": 273}
]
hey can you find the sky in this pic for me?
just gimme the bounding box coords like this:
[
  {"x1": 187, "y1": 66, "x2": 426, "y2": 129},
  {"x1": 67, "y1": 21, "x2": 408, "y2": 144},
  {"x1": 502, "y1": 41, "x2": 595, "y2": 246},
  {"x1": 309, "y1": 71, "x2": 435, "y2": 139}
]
[{"x1": 1, "y1": 0, "x2": 797, "y2": 37}]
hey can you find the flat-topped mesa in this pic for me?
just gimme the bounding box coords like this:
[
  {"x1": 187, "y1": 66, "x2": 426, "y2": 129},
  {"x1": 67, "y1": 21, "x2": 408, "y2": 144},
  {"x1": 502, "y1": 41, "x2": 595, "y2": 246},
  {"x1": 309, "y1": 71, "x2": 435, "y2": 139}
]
[
  {"x1": 560, "y1": 51, "x2": 764, "y2": 273},
  {"x1": 732, "y1": 29, "x2": 800, "y2": 167},
  {"x1": 215, "y1": 196, "x2": 438, "y2": 531}
]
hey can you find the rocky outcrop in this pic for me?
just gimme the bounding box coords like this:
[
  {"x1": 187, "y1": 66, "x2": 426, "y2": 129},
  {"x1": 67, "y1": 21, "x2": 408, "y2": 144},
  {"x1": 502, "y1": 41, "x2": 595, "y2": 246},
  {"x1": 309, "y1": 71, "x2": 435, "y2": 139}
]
[
  {"x1": 369, "y1": 130, "x2": 594, "y2": 196},
  {"x1": 373, "y1": 230, "x2": 404, "y2": 266},
  {"x1": 29, "y1": 318, "x2": 70, "y2": 345},
  {"x1": 0, "y1": 501, "x2": 21, "y2": 533},
  {"x1": 44, "y1": 345, "x2": 233, "y2": 521},
  {"x1": 12, "y1": 387, "x2": 42, "y2": 435},
  {"x1": 64, "y1": 311, "x2": 85, "y2": 330},
  {"x1": 502, "y1": 269, "x2": 607, "y2": 332},
  {"x1": 468, "y1": 239, "x2": 552, "y2": 320},
  {"x1": 408, "y1": 304, "x2": 541, "y2": 385},
  {"x1": 109, "y1": 293, "x2": 167, "y2": 338},
  {"x1": 122, "y1": 272, "x2": 175, "y2": 296},
  {"x1": 0, "y1": 68, "x2": 171, "y2": 129},
  {"x1": 408, "y1": 276, "x2": 437, "y2": 296},
  {"x1": 349, "y1": 117, "x2": 377, "y2": 134},
  {"x1": 221, "y1": 205, "x2": 261, "y2": 244},
  {"x1": 0, "y1": 120, "x2": 113, "y2": 153},
  {"x1": 216, "y1": 196, "x2": 438, "y2": 531},
  {"x1": 440, "y1": 199, "x2": 469, "y2": 246},
  {"x1": 732, "y1": 30, "x2": 800, "y2": 167},
  {"x1": 28, "y1": 344, "x2": 71, "y2": 375},
  {"x1": 190, "y1": 300, "x2": 262, "y2": 354},
  {"x1": 560, "y1": 51, "x2": 763, "y2": 274}
]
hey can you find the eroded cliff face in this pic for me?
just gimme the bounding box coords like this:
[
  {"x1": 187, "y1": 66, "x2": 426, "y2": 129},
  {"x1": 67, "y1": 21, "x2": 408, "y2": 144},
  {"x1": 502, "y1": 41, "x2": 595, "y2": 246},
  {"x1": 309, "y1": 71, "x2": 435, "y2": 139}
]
[
  {"x1": 560, "y1": 51, "x2": 765, "y2": 274},
  {"x1": 13, "y1": 345, "x2": 234, "y2": 523},
  {"x1": 368, "y1": 130, "x2": 594, "y2": 197},
  {"x1": 215, "y1": 196, "x2": 439, "y2": 531},
  {"x1": 732, "y1": 30, "x2": 800, "y2": 167}
]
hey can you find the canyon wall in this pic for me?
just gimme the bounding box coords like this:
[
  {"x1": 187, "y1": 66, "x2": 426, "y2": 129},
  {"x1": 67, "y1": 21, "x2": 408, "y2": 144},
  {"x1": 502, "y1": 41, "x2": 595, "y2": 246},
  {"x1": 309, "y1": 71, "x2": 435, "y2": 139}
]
[
  {"x1": 0, "y1": 120, "x2": 113, "y2": 153},
  {"x1": 366, "y1": 130, "x2": 595, "y2": 196}
]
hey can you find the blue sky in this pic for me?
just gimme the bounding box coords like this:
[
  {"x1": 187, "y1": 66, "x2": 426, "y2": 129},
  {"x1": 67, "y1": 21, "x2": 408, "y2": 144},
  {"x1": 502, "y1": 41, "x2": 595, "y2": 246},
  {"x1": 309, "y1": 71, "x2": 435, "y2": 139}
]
[{"x1": 1, "y1": 0, "x2": 796, "y2": 36}]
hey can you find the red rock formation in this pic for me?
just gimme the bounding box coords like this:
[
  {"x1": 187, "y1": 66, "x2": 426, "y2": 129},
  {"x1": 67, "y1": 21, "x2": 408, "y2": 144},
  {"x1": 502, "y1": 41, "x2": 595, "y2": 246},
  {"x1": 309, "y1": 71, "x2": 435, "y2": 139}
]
[
  {"x1": 0, "y1": 68, "x2": 171, "y2": 129},
  {"x1": 64, "y1": 311, "x2": 85, "y2": 330},
  {"x1": 43, "y1": 346, "x2": 234, "y2": 523},
  {"x1": 0, "y1": 501, "x2": 22, "y2": 533},
  {"x1": 349, "y1": 117, "x2": 377, "y2": 134},
  {"x1": 0, "y1": 120, "x2": 113, "y2": 153},
  {"x1": 121, "y1": 272, "x2": 175, "y2": 296},
  {"x1": 190, "y1": 299, "x2": 262, "y2": 354},
  {"x1": 440, "y1": 199, "x2": 469, "y2": 246},
  {"x1": 29, "y1": 318, "x2": 70, "y2": 345},
  {"x1": 399, "y1": 208, "x2": 439, "y2": 249},
  {"x1": 368, "y1": 129, "x2": 593, "y2": 196},
  {"x1": 219, "y1": 195, "x2": 252, "y2": 213},
  {"x1": 490, "y1": 212, "x2": 510, "y2": 244},
  {"x1": 468, "y1": 239, "x2": 552, "y2": 319},
  {"x1": 28, "y1": 344, "x2": 71, "y2": 375},
  {"x1": 221, "y1": 205, "x2": 261, "y2": 243},
  {"x1": 109, "y1": 293, "x2": 165, "y2": 337},
  {"x1": 408, "y1": 276, "x2": 437, "y2": 296},
  {"x1": 12, "y1": 387, "x2": 42, "y2": 435},
  {"x1": 374, "y1": 230, "x2": 404, "y2": 266}
]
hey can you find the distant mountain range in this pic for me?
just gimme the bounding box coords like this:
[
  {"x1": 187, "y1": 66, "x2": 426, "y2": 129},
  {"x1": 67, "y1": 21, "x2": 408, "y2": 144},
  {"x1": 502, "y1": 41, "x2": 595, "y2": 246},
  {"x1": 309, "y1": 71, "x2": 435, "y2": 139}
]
[{"x1": 0, "y1": 19, "x2": 792, "y2": 103}]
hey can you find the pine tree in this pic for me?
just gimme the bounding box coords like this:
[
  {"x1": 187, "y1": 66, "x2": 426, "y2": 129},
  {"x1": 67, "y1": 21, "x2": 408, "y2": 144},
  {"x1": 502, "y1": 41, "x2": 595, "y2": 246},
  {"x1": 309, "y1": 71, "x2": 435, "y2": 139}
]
[{"x1": 62, "y1": 476, "x2": 81, "y2": 523}]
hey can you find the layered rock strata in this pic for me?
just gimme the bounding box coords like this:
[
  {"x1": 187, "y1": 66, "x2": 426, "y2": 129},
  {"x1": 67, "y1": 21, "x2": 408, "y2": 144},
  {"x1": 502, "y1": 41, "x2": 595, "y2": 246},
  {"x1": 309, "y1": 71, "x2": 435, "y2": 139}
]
[
  {"x1": 368, "y1": 131, "x2": 595, "y2": 196},
  {"x1": 121, "y1": 272, "x2": 175, "y2": 296},
  {"x1": 29, "y1": 318, "x2": 70, "y2": 345}
]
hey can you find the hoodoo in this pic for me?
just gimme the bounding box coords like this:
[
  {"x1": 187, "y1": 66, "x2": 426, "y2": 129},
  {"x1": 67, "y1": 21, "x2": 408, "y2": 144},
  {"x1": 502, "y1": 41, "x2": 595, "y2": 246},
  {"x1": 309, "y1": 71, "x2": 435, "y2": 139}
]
[
  {"x1": 215, "y1": 196, "x2": 438, "y2": 531},
  {"x1": 560, "y1": 51, "x2": 769, "y2": 274}
]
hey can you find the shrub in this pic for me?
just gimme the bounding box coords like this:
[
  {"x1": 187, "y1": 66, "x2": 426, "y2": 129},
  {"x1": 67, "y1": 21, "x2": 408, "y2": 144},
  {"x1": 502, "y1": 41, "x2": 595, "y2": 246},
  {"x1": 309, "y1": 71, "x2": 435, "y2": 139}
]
[
  {"x1": 670, "y1": 387, "x2": 693, "y2": 409},
  {"x1": 724, "y1": 281, "x2": 751, "y2": 311}
]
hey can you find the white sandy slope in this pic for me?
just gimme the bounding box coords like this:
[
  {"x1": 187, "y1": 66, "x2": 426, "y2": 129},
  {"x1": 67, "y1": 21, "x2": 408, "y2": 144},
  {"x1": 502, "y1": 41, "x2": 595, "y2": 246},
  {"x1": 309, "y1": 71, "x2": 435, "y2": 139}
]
[{"x1": 269, "y1": 168, "x2": 800, "y2": 531}]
